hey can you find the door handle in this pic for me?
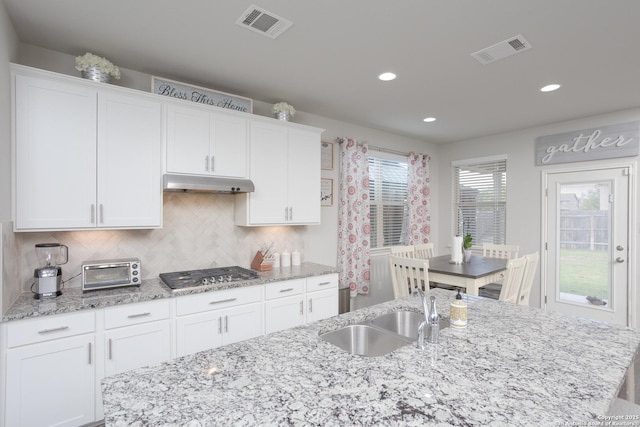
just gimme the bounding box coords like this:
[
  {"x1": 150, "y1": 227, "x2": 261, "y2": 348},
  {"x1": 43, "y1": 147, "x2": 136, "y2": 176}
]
[{"x1": 616, "y1": 257, "x2": 625, "y2": 263}]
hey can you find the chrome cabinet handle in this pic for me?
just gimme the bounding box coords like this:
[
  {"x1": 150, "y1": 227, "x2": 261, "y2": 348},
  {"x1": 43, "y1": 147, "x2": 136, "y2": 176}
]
[
  {"x1": 209, "y1": 298, "x2": 237, "y2": 305},
  {"x1": 88, "y1": 342, "x2": 92, "y2": 365},
  {"x1": 284, "y1": 207, "x2": 289, "y2": 221},
  {"x1": 309, "y1": 299, "x2": 313, "y2": 313},
  {"x1": 300, "y1": 301, "x2": 303, "y2": 315},
  {"x1": 90, "y1": 204, "x2": 95, "y2": 224},
  {"x1": 205, "y1": 155, "x2": 209, "y2": 171},
  {"x1": 38, "y1": 326, "x2": 69, "y2": 334},
  {"x1": 224, "y1": 315, "x2": 228, "y2": 333},
  {"x1": 211, "y1": 155, "x2": 215, "y2": 172},
  {"x1": 289, "y1": 207, "x2": 293, "y2": 221},
  {"x1": 99, "y1": 204, "x2": 104, "y2": 224},
  {"x1": 218, "y1": 317, "x2": 222, "y2": 334},
  {"x1": 127, "y1": 312, "x2": 151, "y2": 318},
  {"x1": 317, "y1": 281, "x2": 331, "y2": 286},
  {"x1": 108, "y1": 338, "x2": 113, "y2": 360},
  {"x1": 279, "y1": 288, "x2": 294, "y2": 293}
]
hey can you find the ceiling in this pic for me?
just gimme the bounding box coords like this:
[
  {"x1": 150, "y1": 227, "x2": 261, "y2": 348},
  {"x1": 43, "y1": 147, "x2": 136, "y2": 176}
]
[{"x1": 4, "y1": 0, "x2": 640, "y2": 144}]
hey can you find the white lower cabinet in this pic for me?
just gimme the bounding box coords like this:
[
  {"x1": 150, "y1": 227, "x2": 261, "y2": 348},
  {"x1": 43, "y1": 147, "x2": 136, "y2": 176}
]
[
  {"x1": 4, "y1": 312, "x2": 96, "y2": 427},
  {"x1": 264, "y1": 279, "x2": 305, "y2": 334},
  {"x1": 306, "y1": 274, "x2": 339, "y2": 324},
  {"x1": 175, "y1": 286, "x2": 263, "y2": 357}
]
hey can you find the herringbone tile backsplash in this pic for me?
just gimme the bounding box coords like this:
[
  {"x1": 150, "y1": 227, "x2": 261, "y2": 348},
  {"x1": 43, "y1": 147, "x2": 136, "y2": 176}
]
[{"x1": 14, "y1": 193, "x2": 306, "y2": 291}]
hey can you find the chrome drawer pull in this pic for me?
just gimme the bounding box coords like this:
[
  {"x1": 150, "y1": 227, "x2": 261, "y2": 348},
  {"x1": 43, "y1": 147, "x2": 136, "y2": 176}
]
[
  {"x1": 309, "y1": 299, "x2": 313, "y2": 313},
  {"x1": 108, "y1": 338, "x2": 113, "y2": 360},
  {"x1": 279, "y1": 288, "x2": 294, "y2": 293},
  {"x1": 317, "y1": 281, "x2": 331, "y2": 286},
  {"x1": 209, "y1": 298, "x2": 237, "y2": 305},
  {"x1": 300, "y1": 301, "x2": 303, "y2": 315},
  {"x1": 224, "y1": 315, "x2": 229, "y2": 333},
  {"x1": 218, "y1": 317, "x2": 222, "y2": 334},
  {"x1": 127, "y1": 312, "x2": 151, "y2": 318},
  {"x1": 88, "y1": 342, "x2": 92, "y2": 365},
  {"x1": 38, "y1": 326, "x2": 69, "y2": 334}
]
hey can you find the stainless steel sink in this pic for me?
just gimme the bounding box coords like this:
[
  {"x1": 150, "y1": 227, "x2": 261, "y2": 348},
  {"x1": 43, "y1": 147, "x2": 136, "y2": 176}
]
[
  {"x1": 319, "y1": 324, "x2": 413, "y2": 357},
  {"x1": 370, "y1": 310, "x2": 450, "y2": 340}
]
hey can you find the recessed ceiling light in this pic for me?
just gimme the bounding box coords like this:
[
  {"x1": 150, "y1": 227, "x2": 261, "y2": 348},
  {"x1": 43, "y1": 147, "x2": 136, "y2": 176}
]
[
  {"x1": 540, "y1": 84, "x2": 561, "y2": 92},
  {"x1": 423, "y1": 117, "x2": 436, "y2": 123},
  {"x1": 378, "y1": 72, "x2": 396, "y2": 81}
]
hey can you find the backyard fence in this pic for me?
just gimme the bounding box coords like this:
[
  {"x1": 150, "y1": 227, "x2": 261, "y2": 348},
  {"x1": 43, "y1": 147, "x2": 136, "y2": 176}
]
[{"x1": 560, "y1": 209, "x2": 608, "y2": 250}]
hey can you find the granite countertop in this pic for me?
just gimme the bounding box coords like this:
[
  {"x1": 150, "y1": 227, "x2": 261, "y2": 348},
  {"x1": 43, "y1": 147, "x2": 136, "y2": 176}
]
[
  {"x1": 2, "y1": 263, "x2": 338, "y2": 322},
  {"x1": 102, "y1": 289, "x2": 640, "y2": 426}
]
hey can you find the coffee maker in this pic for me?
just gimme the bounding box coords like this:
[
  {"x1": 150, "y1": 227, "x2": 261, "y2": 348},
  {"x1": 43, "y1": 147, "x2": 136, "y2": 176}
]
[{"x1": 33, "y1": 243, "x2": 68, "y2": 299}]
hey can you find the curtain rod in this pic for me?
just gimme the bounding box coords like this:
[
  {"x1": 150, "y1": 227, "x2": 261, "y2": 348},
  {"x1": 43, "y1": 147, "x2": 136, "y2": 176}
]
[{"x1": 336, "y1": 137, "x2": 430, "y2": 160}]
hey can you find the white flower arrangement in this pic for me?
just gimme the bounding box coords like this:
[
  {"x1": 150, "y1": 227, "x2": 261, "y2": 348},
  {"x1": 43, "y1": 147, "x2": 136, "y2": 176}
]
[
  {"x1": 272, "y1": 102, "x2": 295, "y2": 117},
  {"x1": 75, "y1": 52, "x2": 121, "y2": 79}
]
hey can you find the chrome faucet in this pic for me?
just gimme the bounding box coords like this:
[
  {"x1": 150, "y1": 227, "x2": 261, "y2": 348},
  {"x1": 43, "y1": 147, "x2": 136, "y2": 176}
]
[{"x1": 413, "y1": 287, "x2": 429, "y2": 349}]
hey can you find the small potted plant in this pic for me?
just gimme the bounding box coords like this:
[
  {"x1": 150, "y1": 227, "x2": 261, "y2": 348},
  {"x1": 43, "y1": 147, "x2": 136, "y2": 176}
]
[
  {"x1": 75, "y1": 52, "x2": 121, "y2": 83},
  {"x1": 272, "y1": 102, "x2": 295, "y2": 121},
  {"x1": 463, "y1": 234, "x2": 473, "y2": 262}
]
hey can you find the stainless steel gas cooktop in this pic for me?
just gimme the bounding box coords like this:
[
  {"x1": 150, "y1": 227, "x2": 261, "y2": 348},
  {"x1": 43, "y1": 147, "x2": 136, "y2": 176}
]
[{"x1": 159, "y1": 266, "x2": 258, "y2": 291}]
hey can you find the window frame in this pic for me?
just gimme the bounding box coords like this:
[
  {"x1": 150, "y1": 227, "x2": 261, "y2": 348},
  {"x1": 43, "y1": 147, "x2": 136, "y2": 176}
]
[{"x1": 451, "y1": 154, "x2": 508, "y2": 249}]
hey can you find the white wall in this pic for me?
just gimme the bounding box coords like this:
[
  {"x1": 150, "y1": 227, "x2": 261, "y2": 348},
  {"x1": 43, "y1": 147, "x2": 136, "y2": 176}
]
[{"x1": 438, "y1": 109, "x2": 640, "y2": 321}]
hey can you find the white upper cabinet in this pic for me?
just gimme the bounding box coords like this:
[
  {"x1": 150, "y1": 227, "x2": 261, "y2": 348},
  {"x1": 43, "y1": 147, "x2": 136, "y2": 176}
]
[
  {"x1": 236, "y1": 119, "x2": 322, "y2": 226},
  {"x1": 13, "y1": 66, "x2": 163, "y2": 231},
  {"x1": 166, "y1": 103, "x2": 248, "y2": 178}
]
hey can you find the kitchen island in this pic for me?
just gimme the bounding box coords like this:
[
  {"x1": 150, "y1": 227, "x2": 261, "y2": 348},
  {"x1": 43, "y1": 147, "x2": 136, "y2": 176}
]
[{"x1": 102, "y1": 289, "x2": 640, "y2": 426}]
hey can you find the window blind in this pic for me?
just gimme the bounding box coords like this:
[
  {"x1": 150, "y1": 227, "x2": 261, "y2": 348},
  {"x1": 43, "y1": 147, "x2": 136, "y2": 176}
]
[
  {"x1": 453, "y1": 157, "x2": 507, "y2": 248},
  {"x1": 368, "y1": 156, "x2": 408, "y2": 248}
]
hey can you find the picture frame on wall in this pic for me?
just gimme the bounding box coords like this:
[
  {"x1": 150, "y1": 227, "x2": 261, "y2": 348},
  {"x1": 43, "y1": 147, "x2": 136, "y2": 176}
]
[
  {"x1": 321, "y1": 142, "x2": 334, "y2": 170},
  {"x1": 321, "y1": 178, "x2": 333, "y2": 206}
]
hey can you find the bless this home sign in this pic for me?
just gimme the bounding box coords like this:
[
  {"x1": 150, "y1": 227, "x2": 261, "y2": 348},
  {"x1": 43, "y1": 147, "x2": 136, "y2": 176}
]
[
  {"x1": 535, "y1": 121, "x2": 639, "y2": 166},
  {"x1": 152, "y1": 76, "x2": 253, "y2": 113}
]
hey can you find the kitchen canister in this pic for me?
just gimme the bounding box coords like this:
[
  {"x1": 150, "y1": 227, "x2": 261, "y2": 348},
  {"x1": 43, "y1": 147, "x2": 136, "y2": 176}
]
[
  {"x1": 449, "y1": 289, "x2": 468, "y2": 328},
  {"x1": 272, "y1": 253, "x2": 281, "y2": 268},
  {"x1": 291, "y1": 250, "x2": 301, "y2": 266},
  {"x1": 281, "y1": 250, "x2": 291, "y2": 267}
]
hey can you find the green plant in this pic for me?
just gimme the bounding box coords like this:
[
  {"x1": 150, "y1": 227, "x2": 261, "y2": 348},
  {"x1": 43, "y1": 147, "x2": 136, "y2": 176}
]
[{"x1": 463, "y1": 234, "x2": 473, "y2": 250}]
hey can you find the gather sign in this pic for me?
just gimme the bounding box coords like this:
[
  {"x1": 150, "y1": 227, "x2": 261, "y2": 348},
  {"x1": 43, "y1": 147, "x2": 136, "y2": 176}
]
[{"x1": 534, "y1": 121, "x2": 639, "y2": 166}]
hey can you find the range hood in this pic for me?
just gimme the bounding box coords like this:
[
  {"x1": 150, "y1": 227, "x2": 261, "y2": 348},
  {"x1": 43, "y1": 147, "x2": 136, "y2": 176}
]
[{"x1": 163, "y1": 174, "x2": 255, "y2": 193}]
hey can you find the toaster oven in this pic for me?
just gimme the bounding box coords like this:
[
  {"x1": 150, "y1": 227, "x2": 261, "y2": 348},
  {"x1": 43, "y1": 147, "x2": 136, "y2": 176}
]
[{"x1": 81, "y1": 258, "x2": 141, "y2": 291}]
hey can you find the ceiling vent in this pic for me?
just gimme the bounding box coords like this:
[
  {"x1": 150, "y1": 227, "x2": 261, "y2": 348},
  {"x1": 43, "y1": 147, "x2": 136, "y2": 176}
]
[
  {"x1": 236, "y1": 5, "x2": 293, "y2": 39},
  {"x1": 471, "y1": 35, "x2": 532, "y2": 65}
]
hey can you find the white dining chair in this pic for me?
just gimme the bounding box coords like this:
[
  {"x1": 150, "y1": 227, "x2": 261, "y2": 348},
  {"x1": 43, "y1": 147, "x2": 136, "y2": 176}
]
[
  {"x1": 498, "y1": 256, "x2": 527, "y2": 304},
  {"x1": 517, "y1": 252, "x2": 539, "y2": 306},
  {"x1": 389, "y1": 245, "x2": 415, "y2": 258},
  {"x1": 482, "y1": 243, "x2": 520, "y2": 259},
  {"x1": 413, "y1": 243, "x2": 435, "y2": 259},
  {"x1": 389, "y1": 255, "x2": 430, "y2": 298}
]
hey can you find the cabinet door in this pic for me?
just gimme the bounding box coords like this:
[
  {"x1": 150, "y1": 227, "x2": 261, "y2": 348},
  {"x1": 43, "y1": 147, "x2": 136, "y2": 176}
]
[
  {"x1": 287, "y1": 127, "x2": 321, "y2": 224},
  {"x1": 166, "y1": 104, "x2": 211, "y2": 175},
  {"x1": 104, "y1": 320, "x2": 171, "y2": 376},
  {"x1": 175, "y1": 311, "x2": 224, "y2": 357},
  {"x1": 97, "y1": 92, "x2": 162, "y2": 228},
  {"x1": 222, "y1": 302, "x2": 263, "y2": 345},
  {"x1": 264, "y1": 295, "x2": 305, "y2": 334},
  {"x1": 247, "y1": 121, "x2": 289, "y2": 224},
  {"x1": 211, "y1": 112, "x2": 248, "y2": 178},
  {"x1": 14, "y1": 75, "x2": 97, "y2": 230},
  {"x1": 306, "y1": 288, "x2": 339, "y2": 324},
  {"x1": 5, "y1": 335, "x2": 95, "y2": 427}
]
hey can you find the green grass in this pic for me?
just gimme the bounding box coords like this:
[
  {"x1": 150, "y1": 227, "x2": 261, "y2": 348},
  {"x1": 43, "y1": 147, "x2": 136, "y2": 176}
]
[{"x1": 559, "y1": 248, "x2": 609, "y2": 299}]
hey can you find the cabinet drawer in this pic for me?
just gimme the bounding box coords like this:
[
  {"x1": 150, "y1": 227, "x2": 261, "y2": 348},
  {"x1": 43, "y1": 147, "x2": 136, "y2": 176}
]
[
  {"x1": 176, "y1": 286, "x2": 262, "y2": 316},
  {"x1": 104, "y1": 300, "x2": 170, "y2": 329},
  {"x1": 7, "y1": 311, "x2": 96, "y2": 348},
  {"x1": 306, "y1": 274, "x2": 339, "y2": 293},
  {"x1": 265, "y1": 279, "x2": 305, "y2": 300}
]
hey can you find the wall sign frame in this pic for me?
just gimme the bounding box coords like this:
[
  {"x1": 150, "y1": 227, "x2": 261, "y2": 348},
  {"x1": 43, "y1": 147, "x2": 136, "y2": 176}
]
[
  {"x1": 151, "y1": 76, "x2": 253, "y2": 113},
  {"x1": 535, "y1": 121, "x2": 639, "y2": 166},
  {"x1": 321, "y1": 178, "x2": 333, "y2": 206}
]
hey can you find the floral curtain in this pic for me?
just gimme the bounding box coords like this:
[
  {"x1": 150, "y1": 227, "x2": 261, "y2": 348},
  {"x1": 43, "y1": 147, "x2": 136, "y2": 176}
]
[
  {"x1": 337, "y1": 138, "x2": 371, "y2": 297},
  {"x1": 406, "y1": 152, "x2": 431, "y2": 245}
]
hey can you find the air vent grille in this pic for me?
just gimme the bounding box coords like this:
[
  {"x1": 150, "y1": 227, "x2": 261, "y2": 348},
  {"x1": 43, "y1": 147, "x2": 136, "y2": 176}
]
[
  {"x1": 471, "y1": 35, "x2": 532, "y2": 65},
  {"x1": 236, "y1": 5, "x2": 293, "y2": 39}
]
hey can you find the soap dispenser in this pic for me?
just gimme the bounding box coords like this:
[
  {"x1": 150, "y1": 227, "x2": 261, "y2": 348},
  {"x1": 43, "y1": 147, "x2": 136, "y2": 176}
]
[{"x1": 449, "y1": 288, "x2": 468, "y2": 328}]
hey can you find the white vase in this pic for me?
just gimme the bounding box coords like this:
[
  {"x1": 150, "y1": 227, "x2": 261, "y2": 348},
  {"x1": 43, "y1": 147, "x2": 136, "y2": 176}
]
[{"x1": 275, "y1": 111, "x2": 291, "y2": 121}]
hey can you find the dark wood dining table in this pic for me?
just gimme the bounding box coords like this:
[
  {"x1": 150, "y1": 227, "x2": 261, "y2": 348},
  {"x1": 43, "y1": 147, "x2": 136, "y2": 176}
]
[{"x1": 426, "y1": 254, "x2": 508, "y2": 296}]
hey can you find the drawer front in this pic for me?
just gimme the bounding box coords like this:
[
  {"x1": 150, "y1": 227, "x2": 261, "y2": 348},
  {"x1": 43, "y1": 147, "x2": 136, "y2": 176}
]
[
  {"x1": 176, "y1": 286, "x2": 262, "y2": 316},
  {"x1": 265, "y1": 279, "x2": 305, "y2": 300},
  {"x1": 306, "y1": 274, "x2": 339, "y2": 293},
  {"x1": 104, "y1": 299, "x2": 170, "y2": 329},
  {"x1": 7, "y1": 311, "x2": 96, "y2": 348}
]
